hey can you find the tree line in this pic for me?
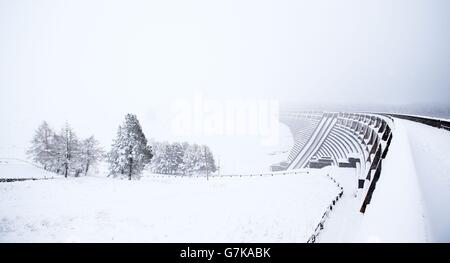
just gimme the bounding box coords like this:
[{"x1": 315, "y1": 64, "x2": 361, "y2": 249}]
[
  {"x1": 27, "y1": 122, "x2": 103, "y2": 177},
  {"x1": 150, "y1": 141, "x2": 216, "y2": 175},
  {"x1": 28, "y1": 114, "x2": 216, "y2": 179}
]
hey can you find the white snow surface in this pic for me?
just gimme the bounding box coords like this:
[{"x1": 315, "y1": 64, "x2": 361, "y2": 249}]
[
  {"x1": 0, "y1": 158, "x2": 55, "y2": 179},
  {"x1": 0, "y1": 167, "x2": 339, "y2": 242},
  {"x1": 401, "y1": 119, "x2": 450, "y2": 242}
]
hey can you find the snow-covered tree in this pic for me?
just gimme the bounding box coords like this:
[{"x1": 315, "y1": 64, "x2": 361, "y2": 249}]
[
  {"x1": 149, "y1": 141, "x2": 168, "y2": 174},
  {"x1": 108, "y1": 126, "x2": 124, "y2": 176},
  {"x1": 182, "y1": 144, "x2": 202, "y2": 175},
  {"x1": 28, "y1": 121, "x2": 105, "y2": 177},
  {"x1": 149, "y1": 141, "x2": 216, "y2": 176},
  {"x1": 27, "y1": 121, "x2": 56, "y2": 170},
  {"x1": 80, "y1": 136, "x2": 103, "y2": 176},
  {"x1": 50, "y1": 132, "x2": 65, "y2": 174},
  {"x1": 108, "y1": 114, "x2": 153, "y2": 180},
  {"x1": 199, "y1": 145, "x2": 217, "y2": 174},
  {"x1": 58, "y1": 122, "x2": 81, "y2": 178},
  {"x1": 168, "y1": 142, "x2": 184, "y2": 174}
]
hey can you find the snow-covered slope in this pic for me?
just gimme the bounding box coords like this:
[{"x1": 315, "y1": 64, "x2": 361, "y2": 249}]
[
  {"x1": 0, "y1": 169, "x2": 339, "y2": 242},
  {"x1": 0, "y1": 158, "x2": 55, "y2": 179}
]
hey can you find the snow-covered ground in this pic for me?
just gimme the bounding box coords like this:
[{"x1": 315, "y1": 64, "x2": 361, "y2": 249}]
[{"x1": 0, "y1": 164, "x2": 339, "y2": 242}]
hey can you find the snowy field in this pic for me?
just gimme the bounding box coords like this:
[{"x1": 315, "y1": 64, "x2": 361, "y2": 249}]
[{"x1": 0, "y1": 164, "x2": 339, "y2": 242}]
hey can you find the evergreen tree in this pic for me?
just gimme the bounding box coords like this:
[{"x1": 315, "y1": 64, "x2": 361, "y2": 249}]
[
  {"x1": 108, "y1": 114, "x2": 153, "y2": 180},
  {"x1": 149, "y1": 141, "x2": 216, "y2": 176},
  {"x1": 179, "y1": 142, "x2": 191, "y2": 175},
  {"x1": 149, "y1": 141, "x2": 167, "y2": 174},
  {"x1": 169, "y1": 142, "x2": 184, "y2": 174},
  {"x1": 182, "y1": 144, "x2": 202, "y2": 175},
  {"x1": 108, "y1": 126, "x2": 125, "y2": 176}
]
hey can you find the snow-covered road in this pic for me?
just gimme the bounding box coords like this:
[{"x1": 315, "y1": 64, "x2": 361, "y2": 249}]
[{"x1": 401, "y1": 119, "x2": 450, "y2": 242}]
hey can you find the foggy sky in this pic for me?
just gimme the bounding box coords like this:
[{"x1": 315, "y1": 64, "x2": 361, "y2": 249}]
[{"x1": 1, "y1": 0, "x2": 449, "y2": 170}]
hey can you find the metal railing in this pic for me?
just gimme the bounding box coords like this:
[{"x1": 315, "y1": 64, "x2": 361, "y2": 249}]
[{"x1": 148, "y1": 169, "x2": 309, "y2": 179}]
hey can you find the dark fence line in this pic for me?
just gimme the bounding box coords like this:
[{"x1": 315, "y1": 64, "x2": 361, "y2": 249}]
[
  {"x1": 0, "y1": 177, "x2": 54, "y2": 183},
  {"x1": 307, "y1": 173, "x2": 344, "y2": 243},
  {"x1": 386, "y1": 113, "x2": 450, "y2": 131},
  {"x1": 149, "y1": 170, "x2": 309, "y2": 179},
  {"x1": 217, "y1": 170, "x2": 309, "y2": 177}
]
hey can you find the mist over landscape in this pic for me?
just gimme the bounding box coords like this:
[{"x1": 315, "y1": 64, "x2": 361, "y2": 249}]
[{"x1": 1, "y1": 1, "x2": 449, "y2": 157}]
